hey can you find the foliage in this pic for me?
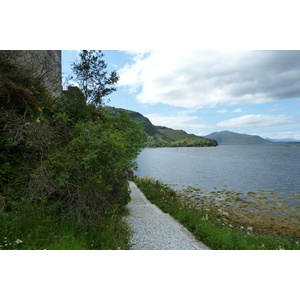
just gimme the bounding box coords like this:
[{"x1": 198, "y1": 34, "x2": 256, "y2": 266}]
[
  {"x1": 71, "y1": 50, "x2": 119, "y2": 105},
  {"x1": 0, "y1": 50, "x2": 146, "y2": 249},
  {"x1": 28, "y1": 112, "x2": 146, "y2": 223},
  {"x1": 135, "y1": 177, "x2": 300, "y2": 250},
  {"x1": 170, "y1": 138, "x2": 218, "y2": 147}
]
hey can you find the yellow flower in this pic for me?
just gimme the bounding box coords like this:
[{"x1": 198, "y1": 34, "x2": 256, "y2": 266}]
[
  {"x1": 37, "y1": 107, "x2": 43, "y2": 113},
  {"x1": 26, "y1": 141, "x2": 37, "y2": 148}
]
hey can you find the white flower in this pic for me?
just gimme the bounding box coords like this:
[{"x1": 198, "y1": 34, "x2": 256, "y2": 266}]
[
  {"x1": 247, "y1": 227, "x2": 253, "y2": 232},
  {"x1": 15, "y1": 239, "x2": 23, "y2": 244}
]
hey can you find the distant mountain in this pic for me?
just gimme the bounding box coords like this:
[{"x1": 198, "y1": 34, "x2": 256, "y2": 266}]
[
  {"x1": 204, "y1": 130, "x2": 273, "y2": 145},
  {"x1": 106, "y1": 107, "x2": 218, "y2": 147},
  {"x1": 266, "y1": 138, "x2": 300, "y2": 143}
]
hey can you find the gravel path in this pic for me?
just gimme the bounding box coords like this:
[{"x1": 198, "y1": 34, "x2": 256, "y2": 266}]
[{"x1": 125, "y1": 181, "x2": 210, "y2": 250}]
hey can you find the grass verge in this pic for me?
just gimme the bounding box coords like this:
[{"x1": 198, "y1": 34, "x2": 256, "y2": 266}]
[
  {"x1": 135, "y1": 176, "x2": 300, "y2": 250},
  {"x1": 0, "y1": 203, "x2": 131, "y2": 250}
]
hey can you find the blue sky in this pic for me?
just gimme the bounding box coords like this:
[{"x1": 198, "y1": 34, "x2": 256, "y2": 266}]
[{"x1": 62, "y1": 50, "x2": 300, "y2": 140}]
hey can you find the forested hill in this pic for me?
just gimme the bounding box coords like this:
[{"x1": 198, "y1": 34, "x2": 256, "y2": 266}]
[
  {"x1": 106, "y1": 107, "x2": 218, "y2": 147},
  {"x1": 204, "y1": 130, "x2": 273, "y2": 145}
]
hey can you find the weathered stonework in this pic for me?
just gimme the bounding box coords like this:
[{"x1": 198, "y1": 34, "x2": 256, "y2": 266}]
[{"x1": 14, "y1": 50, "x2": 62, "y2": 97}]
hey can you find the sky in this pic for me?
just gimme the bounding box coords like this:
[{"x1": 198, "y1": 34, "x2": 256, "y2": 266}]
[{"x1": 62, "y1": 50, "x2": 300, "y2": 140}]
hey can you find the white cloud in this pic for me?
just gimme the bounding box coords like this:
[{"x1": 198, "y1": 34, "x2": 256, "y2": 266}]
[
  {"x1": 144, "y1": 111, "x2": 208, "y2": 130},
  {"x1": 216, "y1": 108, "x2": 242, "y2": 114},
  {"x1": 232, "y1": 108, "x2": 242, "y2": 113},
  {"x1": 217, "y1": 115, "x2": 295, "y2": 128},
  {"x1": 118, "y1": 50, "x2": 300, "y2": 109},
  {"x1": 268, "y1": 108, "x2": 282, "y2": 112}
]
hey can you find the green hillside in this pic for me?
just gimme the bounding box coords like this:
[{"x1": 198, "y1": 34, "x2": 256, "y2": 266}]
[
  {"x1": 157, "y1": 126, "x2": 207, "y2": 140},
  {"x1": 156, "y1": 126, "x2": 218, "y2": 147},
  {"x1": 106, "y1": 107, "x2": 218, "y2": 147}
]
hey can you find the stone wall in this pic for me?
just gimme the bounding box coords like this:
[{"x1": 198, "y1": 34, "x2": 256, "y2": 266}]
[{"x1": 14, "y1": 50, "x2": 62, "y2": 97}]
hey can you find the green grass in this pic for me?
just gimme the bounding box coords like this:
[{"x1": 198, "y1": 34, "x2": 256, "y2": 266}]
[
  {"x1": 135, "y1": 177, "x2": 300, "y2": 250},
  {"x1": 0, "y1": 203, "x2": 131, "y2": 250}
]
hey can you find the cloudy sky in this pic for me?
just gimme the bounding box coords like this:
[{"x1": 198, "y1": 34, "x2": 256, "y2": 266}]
[{"x1": 62, "y1": 50, "x2": 300, "y2": 140}]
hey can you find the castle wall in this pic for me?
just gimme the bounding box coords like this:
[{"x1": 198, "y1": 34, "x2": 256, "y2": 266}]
[{"x1": 15, "y1": 50, "x2": 62, "y2": 97}]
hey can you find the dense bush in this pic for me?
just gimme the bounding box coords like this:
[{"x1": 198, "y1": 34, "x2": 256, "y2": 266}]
[
  {"x1": 29, "y1": 112, "x2": 146, "y2": 223},
  {"x1": 0, "y1": 51, "x2": 146, "y2": 249}
]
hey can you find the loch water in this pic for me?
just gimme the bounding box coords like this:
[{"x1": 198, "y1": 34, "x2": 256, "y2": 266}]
[{"x1": 135, "y1": 144, "x2": 300, "y2": 193}]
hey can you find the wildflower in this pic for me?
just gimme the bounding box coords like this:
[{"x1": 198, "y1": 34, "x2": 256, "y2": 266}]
[
  {"x1": 37, "y1": 107, "x2": 43, "y2": 113},
  {"x1": 247, "y1": 227, "x2": 253, "y2": 232},
  {"x1": 179, "y1": 207, "x2": 182, "y2": 210},
  {"x1": 228, "y1": 224, "x2": 233, "y2": 228},
  {"x1": 26, "y1": 141, "x2": 37, "y2": 148},
  {"x1": 15, "y1": 239, "x2": 23, "y2": 244}
]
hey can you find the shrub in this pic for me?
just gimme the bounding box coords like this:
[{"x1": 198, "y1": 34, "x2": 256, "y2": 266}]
[{"x1": 1, "y1": 51, "x2": 146, "y2": 249}]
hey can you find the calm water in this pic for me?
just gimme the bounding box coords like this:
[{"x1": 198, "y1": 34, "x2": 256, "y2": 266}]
[{"x1": 135, "y1": 145, "x2": 300, "y2": 193}]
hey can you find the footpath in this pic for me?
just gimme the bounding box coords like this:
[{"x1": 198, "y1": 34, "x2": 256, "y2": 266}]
[{"x1": 125, "y1": 181, "x2": 210, "y2": 250}]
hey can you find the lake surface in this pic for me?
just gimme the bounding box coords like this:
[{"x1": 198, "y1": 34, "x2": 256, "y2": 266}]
[{"x1": 135, "y1": 145, "x2": 300, "y2": 193}]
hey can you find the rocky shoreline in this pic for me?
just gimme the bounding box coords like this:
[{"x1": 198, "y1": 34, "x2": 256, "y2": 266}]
[{"x1": 176, "y1": 186, "x2": 300, "y2": 238}]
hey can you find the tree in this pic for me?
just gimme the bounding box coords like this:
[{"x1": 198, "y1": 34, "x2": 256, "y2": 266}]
[{"x1": 71, "y1": 50, "x2": 119, "y2": 105}]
